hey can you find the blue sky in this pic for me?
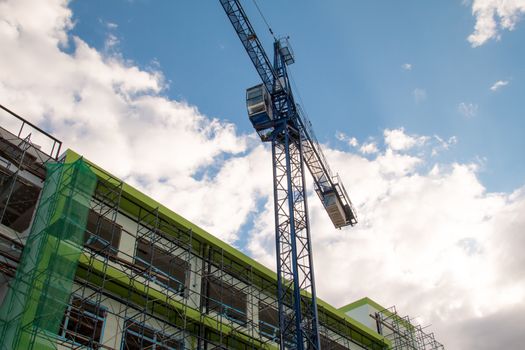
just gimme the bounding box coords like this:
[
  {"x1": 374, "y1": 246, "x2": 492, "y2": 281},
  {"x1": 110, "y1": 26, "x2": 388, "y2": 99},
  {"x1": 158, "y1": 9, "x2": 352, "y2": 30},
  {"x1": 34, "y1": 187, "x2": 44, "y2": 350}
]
[
  {"x1": 2, "y1": 1, "x2": 525, "y2": 348},
  {"x1": 69, "y1": 0, "x2": 525, "y2": 192}
]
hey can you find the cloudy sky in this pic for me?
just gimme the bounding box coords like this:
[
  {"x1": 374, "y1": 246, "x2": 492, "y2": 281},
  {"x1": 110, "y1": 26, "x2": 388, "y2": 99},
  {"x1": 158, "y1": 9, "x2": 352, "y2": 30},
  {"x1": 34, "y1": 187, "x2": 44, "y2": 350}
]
[{"x1": 1, "y1": 0, "x2": 524, "y2": 348}]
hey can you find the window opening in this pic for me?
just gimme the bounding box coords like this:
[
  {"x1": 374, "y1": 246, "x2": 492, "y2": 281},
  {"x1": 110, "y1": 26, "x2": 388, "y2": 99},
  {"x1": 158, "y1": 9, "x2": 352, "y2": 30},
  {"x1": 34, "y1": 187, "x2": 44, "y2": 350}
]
[
  {"x1": 258, "y1": 302, "x2": 279, "y2": 341},
  {"x1": 0, "y1": 169, "x2": 40, "y2": 233},
  {"x1": 207, "y1": 276, "x2": 247, "y2": 325},
  {"x1": 84, "y1": 209, "x2": 122, "y2": 256},
  {"x1": 60, "y1": 296, "x2": 107, "y2": 349},
  {"x1": 122, "y1": 320, "x2": 182, "y2": 350},
  {"x1": 135, "y1": 238, "x2": 189, "y2": 296}
]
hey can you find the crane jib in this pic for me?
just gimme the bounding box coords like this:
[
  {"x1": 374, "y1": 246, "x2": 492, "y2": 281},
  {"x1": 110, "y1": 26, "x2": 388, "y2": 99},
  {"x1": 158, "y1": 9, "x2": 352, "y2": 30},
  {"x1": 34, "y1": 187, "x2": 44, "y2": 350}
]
[
  {"x1": 221, "y1": 1, "x2": 357, "y2": 227},
  {"x1": 219, "y1": 0, "x2": 276, "y2": 93}
]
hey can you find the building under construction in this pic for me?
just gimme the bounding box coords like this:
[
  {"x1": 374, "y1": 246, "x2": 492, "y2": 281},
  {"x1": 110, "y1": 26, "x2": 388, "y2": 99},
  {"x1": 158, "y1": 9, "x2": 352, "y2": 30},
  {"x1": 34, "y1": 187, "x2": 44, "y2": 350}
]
[{"x1": 0, "y1": 106, "x2": 444, "y2": 350}]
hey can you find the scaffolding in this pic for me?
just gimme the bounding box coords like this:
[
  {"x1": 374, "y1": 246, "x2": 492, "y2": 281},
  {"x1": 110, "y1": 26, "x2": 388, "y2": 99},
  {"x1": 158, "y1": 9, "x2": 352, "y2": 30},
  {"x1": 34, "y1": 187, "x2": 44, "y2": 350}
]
[
  {"x1": 0, "y1": 153, "x2": 283, "y2": 349},
  {"x1": 38, "y1": 155, "x2": 386, "y2": 350},
  {"x1": 0, "y1": 106, "x2": 390, "y2": 350},
  {"x1": 318, "y1": 307, "x2": 385, "y2": 350},
  {"x1": 0, "y1": 159, "x2": 97, "y2": 350},
  {"x1": 0, "y1": 106, "x2": 66, "y2": 350},
  {"x1": 0, "y1": 159, "x2": 390, "y2": 349},
  {"x1": 0, "y1": 104, "x2": 62, "y2": 160},
  {"x1": 372, "y1": 306, "x2": 444, "y2": 350},
  {"x1": 66, "y1": 163, "x2": 282, "y2": 349}
]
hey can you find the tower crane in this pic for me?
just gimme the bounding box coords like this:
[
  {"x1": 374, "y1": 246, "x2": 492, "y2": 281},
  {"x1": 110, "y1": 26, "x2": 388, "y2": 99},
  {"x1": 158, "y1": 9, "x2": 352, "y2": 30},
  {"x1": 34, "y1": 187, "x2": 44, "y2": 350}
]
[{"x1": 219, "y1": 1, "x2": 358, "y2": 349}]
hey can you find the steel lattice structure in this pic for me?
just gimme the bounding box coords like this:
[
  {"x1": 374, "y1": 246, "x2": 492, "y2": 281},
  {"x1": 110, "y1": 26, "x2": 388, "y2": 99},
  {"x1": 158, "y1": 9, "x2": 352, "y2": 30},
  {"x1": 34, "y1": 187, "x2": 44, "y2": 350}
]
[
  {"x1": 219, "y1": 1, "x2": 358, "y2": 349},
  {"x1": 272, "y1": 127, "x2": 319, "y2": 349}
]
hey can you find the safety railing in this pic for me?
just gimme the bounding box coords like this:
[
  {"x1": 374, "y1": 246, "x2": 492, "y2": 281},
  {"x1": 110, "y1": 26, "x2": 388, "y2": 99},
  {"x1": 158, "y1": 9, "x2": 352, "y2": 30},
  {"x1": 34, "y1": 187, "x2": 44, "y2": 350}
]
[{"x1": 0, "y1": 103, "x2": 62, "y2": 159}]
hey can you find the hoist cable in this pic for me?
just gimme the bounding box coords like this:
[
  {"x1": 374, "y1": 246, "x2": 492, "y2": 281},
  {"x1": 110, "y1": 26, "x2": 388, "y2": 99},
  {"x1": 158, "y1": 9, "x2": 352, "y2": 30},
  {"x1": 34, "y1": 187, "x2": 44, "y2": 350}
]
[
  {"x1": 288, "y1": 68, "x2": 308, "y2": 117},
  {"x1": 251, "y1": 0, "x2": 276, "y2": 39}
]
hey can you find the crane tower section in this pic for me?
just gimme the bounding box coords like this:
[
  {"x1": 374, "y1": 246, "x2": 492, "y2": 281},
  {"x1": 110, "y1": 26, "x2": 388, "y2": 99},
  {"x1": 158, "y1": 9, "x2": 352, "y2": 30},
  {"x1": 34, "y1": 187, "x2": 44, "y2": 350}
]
[{"x1": 219, "y1": 1, "x2": 358, "y2": 349}]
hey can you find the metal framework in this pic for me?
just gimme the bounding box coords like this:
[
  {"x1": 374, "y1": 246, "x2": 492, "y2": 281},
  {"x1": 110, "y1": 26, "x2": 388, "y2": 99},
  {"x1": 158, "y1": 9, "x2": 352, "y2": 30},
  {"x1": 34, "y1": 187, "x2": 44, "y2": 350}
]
[
  {"x1": 56, "y1": 167, "x2": 379, "y2": 350},
  {"x1": 372, "y1": 306, "x2": 445, "y2": 350},
  {"x1": 0, "y1": 108, "x2": 60, "y2": 330},
  {"x1": 0, "y1": 105, "x2": 58, "y2": 245},
  {"x1": 272, "y1": 130, "x2": 319, "y2": 349},
  {"x1": 0, "y1": 108, "x2": 389, "y2": 350},
  {"x1": 0, "y1": 133, "x2": 31, "y2": 231},
  {"x1": 219, "y1": 1, "x2": 358, "y2": 349},
  {"x1": 0, "y1": 104, "x2": 62, "y2": 160},
  {"x1": 55, "y1": 166, "x2": 283, "y2": 350}
]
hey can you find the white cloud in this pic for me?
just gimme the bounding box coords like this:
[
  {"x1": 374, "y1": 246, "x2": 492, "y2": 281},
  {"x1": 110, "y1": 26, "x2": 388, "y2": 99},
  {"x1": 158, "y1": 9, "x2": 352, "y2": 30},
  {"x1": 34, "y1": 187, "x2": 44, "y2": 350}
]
[
  {"x1": 99, "y1": 18, "x2": 118, "y2": 30},
  {"x1": 432, "y1": 135, "x2": 458, "y2": 156},
  {"x1": 2, "y1": 1, "x2": 525, "y2": 349},
  {"x1": 0, "y1": 0, "x2": 265, "y2": 243},
  {"x1": 104, "y1": 33, "x2": 120, "y2": 50},
  {"x1": 490, "y1": 80, "x2": 509, "y2": 91},
  {"x1": 248, "y1": 135, "x2": 525, "y2": 350},
  {"x1": 336, "y1": 131, "x2": 346, "y2": 141},
  {"x1": 468, "y1": 0, "x2": 525, "y2": 47},
  {"x1": 458, "y1": 102, "x2": 479, "y2": 118},
  {"x1": 384, "y1": 128, "x2": 428, "y2": 152},
  {"x1": 402, "y1": 63, "x2": 412, "y2": 70},
  {"x1": 413, "y1": 88, "x2": 427, "y2": 103},
  {"x1": 359, "y1": 142, "x2": 379, "y2": 154},
  {"x1": 336, "y1": 131, "x2": 359, "y2": 147}
]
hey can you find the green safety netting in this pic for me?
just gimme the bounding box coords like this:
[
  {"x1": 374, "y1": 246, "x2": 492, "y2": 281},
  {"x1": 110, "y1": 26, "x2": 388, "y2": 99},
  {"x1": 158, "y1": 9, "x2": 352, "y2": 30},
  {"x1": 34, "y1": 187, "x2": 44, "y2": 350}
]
[{"x1": 0, "y1": 159, "x2": 96, "y2": 350}]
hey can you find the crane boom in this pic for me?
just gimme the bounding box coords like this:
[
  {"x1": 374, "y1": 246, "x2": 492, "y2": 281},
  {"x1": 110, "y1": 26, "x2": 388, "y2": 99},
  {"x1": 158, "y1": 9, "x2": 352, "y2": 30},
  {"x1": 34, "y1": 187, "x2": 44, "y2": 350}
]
[
  {"x1": 295, "y1": 106, "x2": 357, "y2": 227},
  {"x1": 220, "y1": 1, "x2": 357, "y2": 230},
  {"x1": 219, "y1": 1, "x2": 358, "y2": 349},
  {"x1": 220, "y1": 0, "x2": 276, "y2": 93}
]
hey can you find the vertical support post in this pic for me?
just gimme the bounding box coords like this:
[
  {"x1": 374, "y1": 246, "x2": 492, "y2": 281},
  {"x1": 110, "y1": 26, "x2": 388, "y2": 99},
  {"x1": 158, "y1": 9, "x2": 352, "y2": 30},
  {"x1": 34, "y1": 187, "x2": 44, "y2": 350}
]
[
  {"x1": 271, "y1": 39, "x2": 321, "y2": 350},
  {"x1": 272, "y1": 138, "x2": 286, "y2": 349},
  {"x1": 297, "y1": 133, "x2": 321, "y2": 350}
]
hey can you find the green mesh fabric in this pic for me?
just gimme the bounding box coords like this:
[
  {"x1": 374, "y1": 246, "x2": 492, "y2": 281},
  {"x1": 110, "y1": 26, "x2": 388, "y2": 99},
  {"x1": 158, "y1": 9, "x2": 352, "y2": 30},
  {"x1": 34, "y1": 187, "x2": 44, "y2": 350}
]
[{"x1": 0, "y1": 159, "x2": 96, "y2": 350}]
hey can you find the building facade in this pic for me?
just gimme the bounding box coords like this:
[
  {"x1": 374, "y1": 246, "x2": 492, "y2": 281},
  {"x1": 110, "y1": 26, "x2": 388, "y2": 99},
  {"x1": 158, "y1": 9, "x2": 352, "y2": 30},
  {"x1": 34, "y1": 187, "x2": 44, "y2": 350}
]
[{"x1": 0, "y1": 108, "x2": 442, "y2": 350}]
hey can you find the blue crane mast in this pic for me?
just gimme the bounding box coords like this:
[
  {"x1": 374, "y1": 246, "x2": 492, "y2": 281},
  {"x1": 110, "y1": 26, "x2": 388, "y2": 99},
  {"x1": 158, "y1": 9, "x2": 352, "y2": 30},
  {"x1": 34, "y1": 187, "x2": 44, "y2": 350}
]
[{"x1": 219, "y1": 1, "x2": 358, "y2": 349}]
